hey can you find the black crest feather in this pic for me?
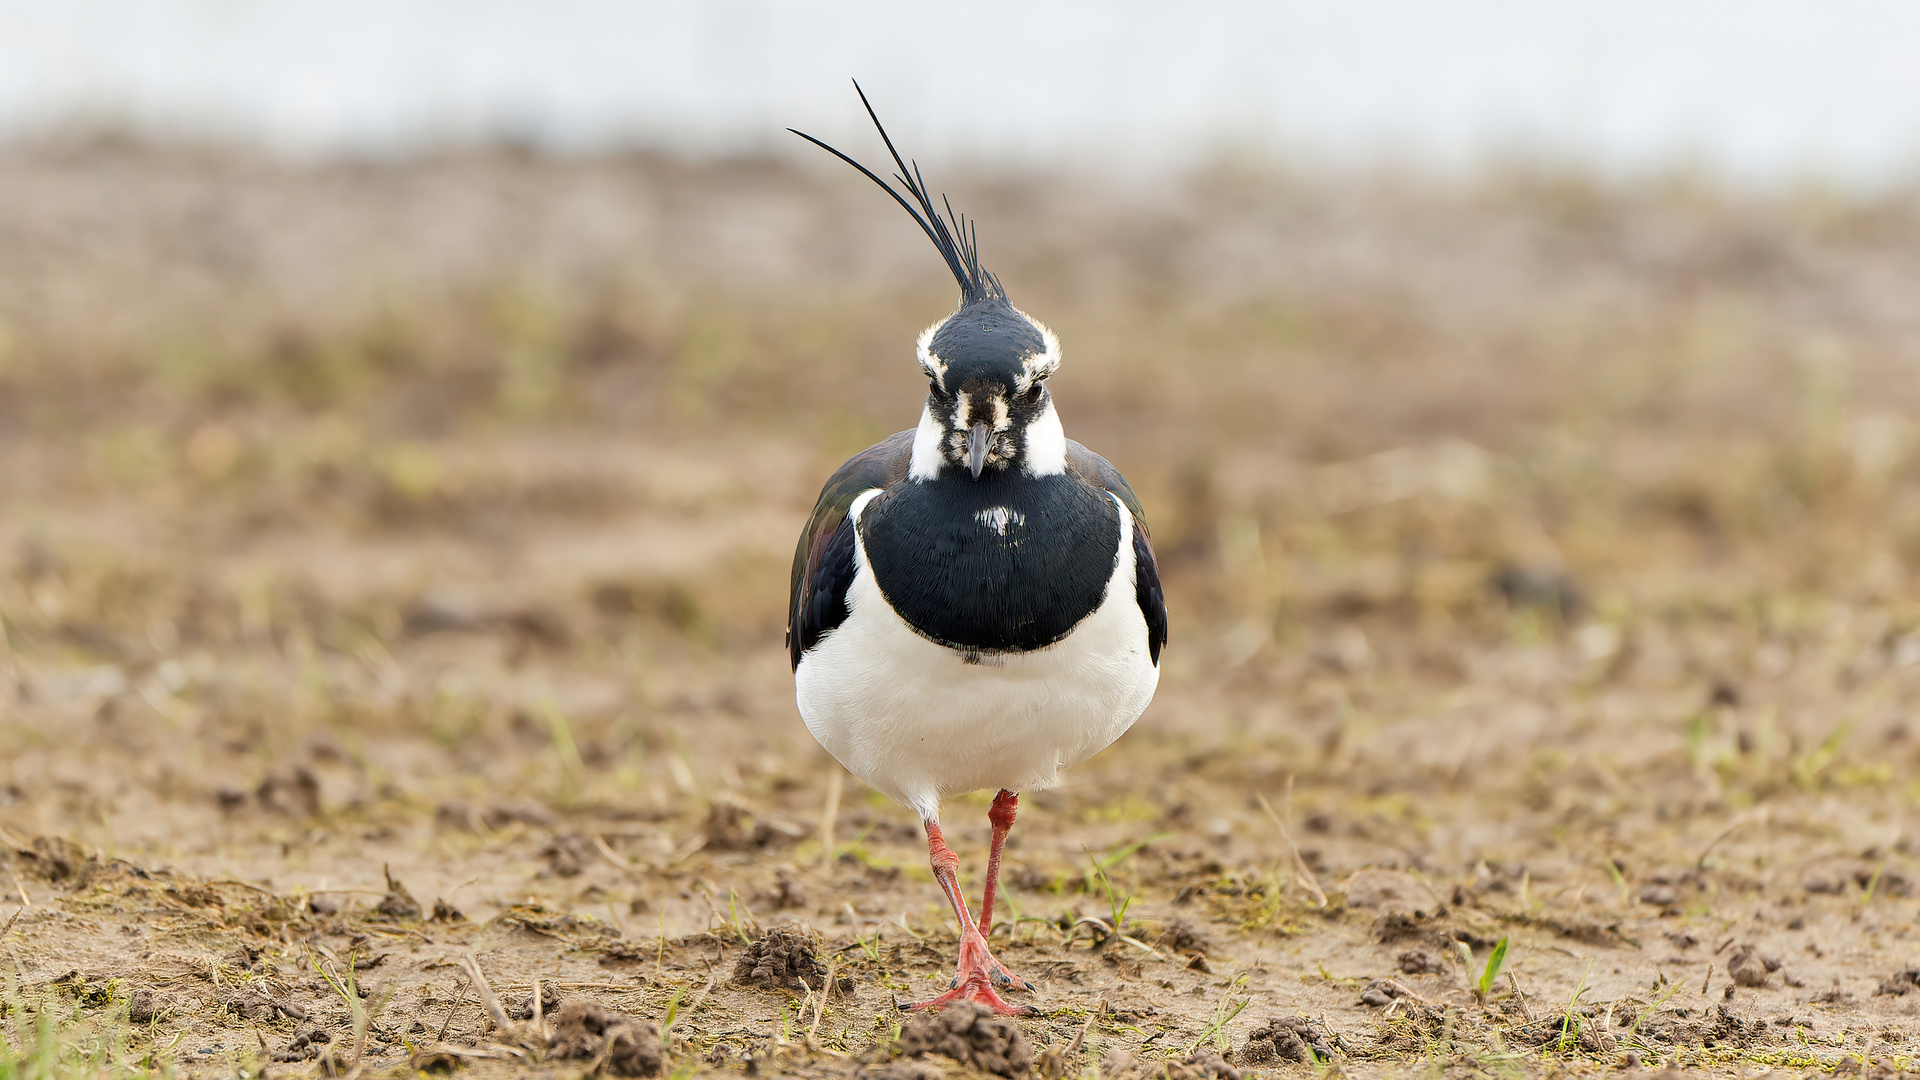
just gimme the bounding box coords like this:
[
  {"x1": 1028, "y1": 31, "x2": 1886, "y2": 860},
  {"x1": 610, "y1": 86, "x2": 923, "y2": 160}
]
[{"x1": 789, "y1": 81, "x2": 1004, "y2": 302}]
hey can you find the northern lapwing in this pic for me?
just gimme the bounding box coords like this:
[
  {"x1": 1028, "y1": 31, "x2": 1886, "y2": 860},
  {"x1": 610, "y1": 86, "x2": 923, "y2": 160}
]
[{"x1": 786, "y1": 85, "x2": 1167, "y2": 1016}]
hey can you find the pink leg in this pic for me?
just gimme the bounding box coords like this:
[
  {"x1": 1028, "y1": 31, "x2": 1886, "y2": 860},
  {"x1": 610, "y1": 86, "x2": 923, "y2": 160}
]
[
  {"x1": 903, "y1": 818, "x2": 1037, "y2": 1016},
  {"x1": 977, "y1": 790, "x2": 1018, "y2": 935}
]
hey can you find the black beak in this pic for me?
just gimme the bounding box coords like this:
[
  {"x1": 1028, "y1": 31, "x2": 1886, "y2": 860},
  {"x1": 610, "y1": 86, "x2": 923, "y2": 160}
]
[{"x1": 967, "y1": 423, "x2": 990, "y2": 479}]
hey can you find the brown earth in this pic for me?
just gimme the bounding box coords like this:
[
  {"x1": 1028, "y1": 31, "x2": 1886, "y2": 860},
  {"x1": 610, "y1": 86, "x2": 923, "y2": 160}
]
[{"x1": 5, "y1": 144, "x2": 1920, "y2": 1077}]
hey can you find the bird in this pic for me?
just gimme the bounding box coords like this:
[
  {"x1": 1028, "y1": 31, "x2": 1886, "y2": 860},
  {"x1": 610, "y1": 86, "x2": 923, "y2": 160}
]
[{"x1": 786, "y1": 84, "x2": 1167, "y2": 1016}]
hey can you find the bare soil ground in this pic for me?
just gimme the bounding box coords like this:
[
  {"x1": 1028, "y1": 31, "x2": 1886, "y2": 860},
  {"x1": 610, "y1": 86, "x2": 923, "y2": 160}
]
[{"x1": 6, "y1": 145, "x2": 1920, "y2": 1077}]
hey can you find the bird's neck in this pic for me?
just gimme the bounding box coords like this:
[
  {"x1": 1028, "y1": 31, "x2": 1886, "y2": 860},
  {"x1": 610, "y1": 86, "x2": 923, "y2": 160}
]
[{"x1": 908, "y1": 399, "x2": 1067, "y2": 481}]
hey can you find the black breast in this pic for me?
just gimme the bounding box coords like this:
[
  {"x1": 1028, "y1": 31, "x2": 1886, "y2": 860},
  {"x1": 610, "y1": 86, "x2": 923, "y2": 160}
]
[{"x1": 858, "y1": 472, "x2": 1121, "y2": 653}]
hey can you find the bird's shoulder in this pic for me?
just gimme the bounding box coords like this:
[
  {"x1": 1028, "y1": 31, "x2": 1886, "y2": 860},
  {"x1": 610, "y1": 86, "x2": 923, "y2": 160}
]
[
  {"x1": 1063, "y1": 440, "x2": 1149, "y2": 536},
  {"x1": 1063, "y1": 439, "x2": 1167, "y2": 664},
  {"x1": 788, "y1": 430, "x2": 916, "y2": 669}
]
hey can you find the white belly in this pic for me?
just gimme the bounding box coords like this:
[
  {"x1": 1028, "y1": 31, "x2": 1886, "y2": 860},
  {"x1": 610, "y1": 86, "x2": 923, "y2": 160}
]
[{"x1": 795, "y1": 491, "x2": 1159, "y2": 821}]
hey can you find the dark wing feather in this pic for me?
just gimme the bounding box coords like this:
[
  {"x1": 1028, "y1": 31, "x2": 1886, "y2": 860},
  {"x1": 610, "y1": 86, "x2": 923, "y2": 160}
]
[
  {"x1": 1065, "y1": 441, "x2": 1168, "y2": 664},
  {"x1": 789, "y1": 430, "x2": 916, "y2": 670}
]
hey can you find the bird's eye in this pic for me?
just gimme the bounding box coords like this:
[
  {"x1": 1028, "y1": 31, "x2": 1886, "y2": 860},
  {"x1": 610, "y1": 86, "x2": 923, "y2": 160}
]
[
  {"x1": 1022, "y1": 382, "x2": 1045, "y2": 405},
  {"x1": 928, "y1": 379, "x2": 943, "y2": 397}
]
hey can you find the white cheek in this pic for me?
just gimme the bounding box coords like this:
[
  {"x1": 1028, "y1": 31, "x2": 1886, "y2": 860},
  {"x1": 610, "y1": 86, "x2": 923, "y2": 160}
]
[
  {"x1": 909, "y1": 405, "x2": 946, "y2": 480},
  {"x1": 1023, "y1": 401, "x2": 1067, "y2": 477}
]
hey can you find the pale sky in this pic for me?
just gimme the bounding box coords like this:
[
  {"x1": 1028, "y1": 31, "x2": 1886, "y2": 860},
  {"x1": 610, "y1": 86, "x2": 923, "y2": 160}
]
[{"x1": 3, "y1": 0, "x2": 1919, "y2": 186}]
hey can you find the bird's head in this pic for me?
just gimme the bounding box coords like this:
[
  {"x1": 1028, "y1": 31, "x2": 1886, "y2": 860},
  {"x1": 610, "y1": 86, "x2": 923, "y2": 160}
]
[
  {"x1": 792, "y1": 82, "x2": 1066, "y2": 481},
  {"x1": 917, "y1": 294, "x2": 1060, "y2": 478}
]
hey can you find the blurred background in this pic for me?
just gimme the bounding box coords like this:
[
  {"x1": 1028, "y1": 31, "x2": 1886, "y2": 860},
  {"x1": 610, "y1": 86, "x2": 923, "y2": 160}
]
[{"x1": 4, "y1": 0, "x2": 1920, "y2": 934}]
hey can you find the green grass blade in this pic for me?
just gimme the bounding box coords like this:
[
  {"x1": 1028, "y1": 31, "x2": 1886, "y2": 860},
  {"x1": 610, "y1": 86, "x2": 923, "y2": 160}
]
[{"x1": 1478, "y1": 937, "x2": 1509, "y2": 998}]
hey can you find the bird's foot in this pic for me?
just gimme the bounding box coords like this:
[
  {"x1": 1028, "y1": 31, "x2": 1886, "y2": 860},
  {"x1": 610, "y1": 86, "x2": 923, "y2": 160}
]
[{"x1": 902, "y1": 929, "x2": 1038, "y2": 1016}]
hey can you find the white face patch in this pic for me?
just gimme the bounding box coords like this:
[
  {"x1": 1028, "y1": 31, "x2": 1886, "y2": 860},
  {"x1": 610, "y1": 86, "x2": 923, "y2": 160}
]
[
  {"x1": 1022, "y1": 399, "x2": 1067, "y2": 477},
  {"x1": 915, "y1": 317, "x2": 950, "y2": 389},
  {"x1": 974, "y1": 506, "x2": 1025, "y2": 535},
  {"x1": 1011, "y1": 307, "x2": 1061, "y2": 386},
  {"x1": 908, "y1": 404, "x2": 946, "y2": 481},
  {"x1": 955, "y1": 392, "x2": 1010, "y2": 433}
]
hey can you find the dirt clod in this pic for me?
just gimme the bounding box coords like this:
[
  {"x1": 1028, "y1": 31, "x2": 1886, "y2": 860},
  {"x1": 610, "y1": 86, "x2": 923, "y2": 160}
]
[
  {"x1": 759, "y1": 869, "x2": 811, "y2": 911},
  {"x1": 126, "y1": 990, "x2": 166, "y2": 1024},
  {"x1": 1359, "y1": 978, "x2": 1419, "y2": 1007},
  {"x1": 732, "y1": 926, "x2": 847, "y2": 993},
  {"x1": 547, "y1": 998, "x2": 664, "y2": 1077},
  {"x1": 16, "y1": 836, "x2": 95, "y2": 882},
  {"x1": 1705, "y1": 1003, "x2": 1765, "y2": 1048},
  {"x1": 1397, "y1": 948, "x2": 1447, "y2": 975},
  {"x1": 703, "y1": 799, "x2": 803, "y2": 852},
  {"x1": 256, "y1": 767, "x2": 321, "y2": 817},
  {"x1": 1370, "y1": 909, "x2": 1434, "y2": 944},
  {"x1": 1639, "y1": 885, "x2": 1678, "y2": 907},
  {"x1": 508, "y1": 982, "x2": 563, "y2": 1020},
  {"x1": 540, "y1": 832, "x2": 598, "y2": 877},
  {"x1": 1103, "y1": 1049, "x2": 1241, "y2": 1080},
  {"x1": 274, "y1": 1029, "x2": 333, "y2": 1063},
  {"x1": 896, "y1": 1001, "x2": 1032, "y2": 1077},
  {"x1": 1167, "y1": 1051, "x2": 1241, "y2": 1080},
  {"x1": 1154, "y1": 919, "x2": 1212, "y2": 957},
  {"x1": 1727, "y1": 945, "x2": 1771, "y2": 988},
  {"x1": 222, "y1": 987, "x2": 305, "y2": 1022},
  {"x1": 1876, "y1": 969, "x2": 1920, "y2": 996},
  {"x1": 374, "y1": 865, "x2": 421, "y2": 920},
  {"x1": 1234, "y1": 1015, "x2": 1336, "y2": 1065}
]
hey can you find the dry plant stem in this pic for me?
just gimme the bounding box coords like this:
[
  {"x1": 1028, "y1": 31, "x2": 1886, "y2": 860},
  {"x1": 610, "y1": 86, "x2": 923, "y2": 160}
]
[
  {"x1": 1069, "y1": 1001, "x2": 1103, "y2": 1055},
  {"x1": 676, "y1": 972, "x2": 721, "y2": 1029},
  {"x1": 1506, "y1": 972, "x2": 1533, "y2": 1021},
  {"x1": 461, "y1": 951, "x2": 516, "y2": 1036},
  {"x1": 1255, "y1": 780, "x2": 1327, "y2": 907},
  {"x1": 532, "y1": 977, "x2": 544, "y2": 1039},
  {"x1": 699, "y1": 886, "x2": 756, "y2": 943},
  {"x1": 656, "y1": 911, "x2": 667, "y2": 979},
  {"x1": 591, "y1": 834, "x2": 632, "y2": 870},
  {"x1": 807, "y1": 956, "x2": 835, "y2": 1040},
  {"x1": 1696, "y1": 807, "x2": 1768, "y2": 870},
  {"x1": 436, "y1": 974, "x2": 471, "y2": 1043},
  {"x1": 818, "y1": 770, "x2": 843, "y2": 867}
]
